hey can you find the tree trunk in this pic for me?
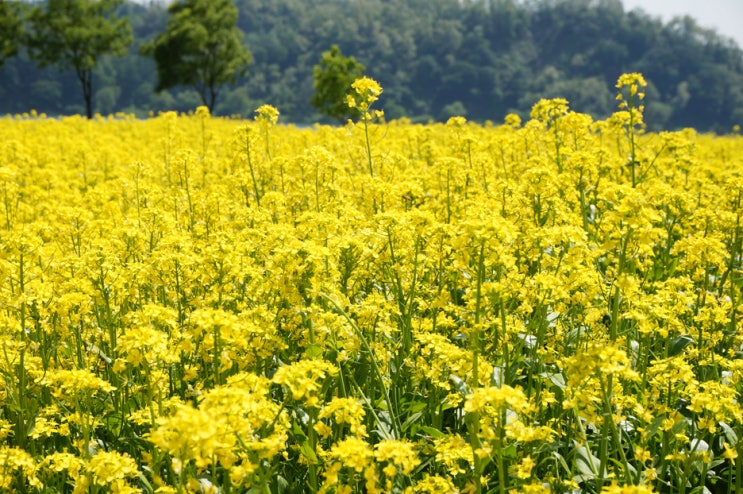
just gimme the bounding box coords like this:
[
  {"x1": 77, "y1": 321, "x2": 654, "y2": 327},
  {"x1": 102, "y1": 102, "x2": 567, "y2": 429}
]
[
  {"x1": 77, "y1": 67, "x2": 93, "y2": 119},
  {"x1": 207, "y1": 89, "x2": 215, "y2": 114}
]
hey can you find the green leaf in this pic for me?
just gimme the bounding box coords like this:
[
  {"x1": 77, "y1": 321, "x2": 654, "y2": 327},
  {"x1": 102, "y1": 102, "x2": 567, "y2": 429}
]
[
  {"x1": 300, "y1": 440, "x2": 318, "y2": 464},
  {"x1": 669, "y1": 334, "x2": 695, "y2": 357},
  {"x1": 539, "y1": 371, "x2": 567, "y2": 390},
  {"x1": 574, "y1": 445, "x2": 600, "y2": 480},
  {"x1": 406, "y1": 400, "x2": 428, "y2": 414},
  {"x1": 720, "y1": 422, "x2": 738, "y2": 445},
  {"x1": 418, "y1": 425, "x2": 445, "y2": 440},
  {"x1": 402, "y1": 411, "x2": 424, "y2": 431},
  {"x1": 376, "y1": 410, "x2": 396, "y2": 440},
  {"x1": 136, "y1": 473, "x2": 155, "y2": 494},
  {"x1": 304, "y1": 344, "x2": 323, "y2": 359}
]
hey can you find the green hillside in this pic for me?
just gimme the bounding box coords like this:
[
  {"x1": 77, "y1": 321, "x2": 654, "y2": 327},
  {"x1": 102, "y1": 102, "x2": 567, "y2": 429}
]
[{"x1": 1, "y1": 0, "x2": 742, "y2": 131}]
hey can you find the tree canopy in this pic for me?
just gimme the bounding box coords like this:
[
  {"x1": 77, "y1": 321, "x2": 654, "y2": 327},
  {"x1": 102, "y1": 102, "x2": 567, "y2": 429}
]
[
  {"x1": 1, "y1": 0, "x2": 742, "y2": 132},
  {"x1": 25, "y1": 0, "x2": 132, "y2": 119},
  {"x1": 141, "y1": 0, "x2": 252, "y2": 113},
  {"x1": 0, "y1": 1, "x2": 23, "y2": 68},
  {"x1": 311, "y1": 45, "x2": 366, "y2": 123}
]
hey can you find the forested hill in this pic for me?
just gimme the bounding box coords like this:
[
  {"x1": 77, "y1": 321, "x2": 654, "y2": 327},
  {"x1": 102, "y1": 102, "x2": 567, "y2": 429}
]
[{"x1": 2, "y1": 0, "x2": 743, "y2": 132}]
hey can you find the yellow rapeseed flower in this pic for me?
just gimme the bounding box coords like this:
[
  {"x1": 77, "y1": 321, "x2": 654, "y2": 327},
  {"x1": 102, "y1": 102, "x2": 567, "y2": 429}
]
[
  {"x1": 272, "y1": 359, "x2": 339, "y2": 408},
  {"x1": 255, "y1": 104, "x2": 280, "y2": 125}
]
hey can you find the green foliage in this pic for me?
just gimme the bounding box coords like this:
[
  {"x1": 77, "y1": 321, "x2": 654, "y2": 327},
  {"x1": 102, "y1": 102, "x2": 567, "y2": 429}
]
[
  {"x1": 142, "y1": 0, "x2": 252, "y2": 114},
  {"x1": 2, "y1": 0, "x2": 743, "y2": 132},
  {"x1": 311, "y1": 44, "x2": 365, "y2": 122},
  {"x1": 25, "y1": 0, "x2": 132, "y2": 119},
  {"x1": 0, "y1": 1, "x2": 23, "y2": 68}
]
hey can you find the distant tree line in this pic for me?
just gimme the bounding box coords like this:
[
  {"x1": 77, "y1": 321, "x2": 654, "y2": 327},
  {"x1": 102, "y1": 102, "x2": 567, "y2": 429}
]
[{"x1": 1, "y1": 0, "x2": 742, "y2": 132}]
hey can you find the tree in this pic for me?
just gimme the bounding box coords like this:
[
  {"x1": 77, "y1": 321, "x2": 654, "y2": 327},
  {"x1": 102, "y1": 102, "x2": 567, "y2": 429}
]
[
  {"x1": 0, "y1": 1, "x2": 23, "y2": 68},
  {"x1": 311, "y1": 45, "x2": 366, "y2": 123},
  {"x1": 25, "y1": 0, "x2": 132, "y2": 119},
  {"x1": 142, "y1": 0, "x2": 252, "y2": 114},
  {"x1": 2, "y1": 0, "x2": 743, "y2": 130}
]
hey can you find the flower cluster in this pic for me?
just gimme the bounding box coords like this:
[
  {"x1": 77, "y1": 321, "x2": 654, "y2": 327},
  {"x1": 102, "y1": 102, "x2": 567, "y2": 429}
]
[{"x1": 0, "y1": 74, "x2": 741, "y2": 492}]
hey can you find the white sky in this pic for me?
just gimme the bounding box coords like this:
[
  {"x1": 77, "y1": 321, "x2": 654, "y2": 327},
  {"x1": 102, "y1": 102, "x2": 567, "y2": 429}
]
[{"x1": 621, "y1": 0, "x2": 743, "y2": 49}]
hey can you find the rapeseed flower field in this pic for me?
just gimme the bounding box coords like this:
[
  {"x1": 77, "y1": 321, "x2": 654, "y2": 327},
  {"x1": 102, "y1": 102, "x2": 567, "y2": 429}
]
[{"x1": 0, "y1": 74, "x2": 741, "y2": 493}]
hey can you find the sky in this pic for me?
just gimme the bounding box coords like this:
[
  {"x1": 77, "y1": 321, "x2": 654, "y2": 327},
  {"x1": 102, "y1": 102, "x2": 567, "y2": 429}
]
[{"x1": 621, "y1": 0, "x2": 743, "y2": 49}]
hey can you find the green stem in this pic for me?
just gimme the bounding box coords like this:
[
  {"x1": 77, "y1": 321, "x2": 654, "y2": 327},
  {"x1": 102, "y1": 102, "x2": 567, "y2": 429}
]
[
  {"x1": 246, "y1": 130, "x2": 261, "y2": 207},
  {"x1": 264, "y1": 126, "x2": 272, "y2": 161},
  {"x1": 320, "y1": 293, "x2": 402, "y2": 438},
  {"x1": 596, "y1": 373, "x2": 614, "y2": 491},
  {"x1": 213, "y1": 324, "x2": 221, "y2": 386},
  {"x1": 17, "y1": 249, "x2": 26, "y2": 450},
  {"x1": 627, "y1": 93, "x2": 637, "y2": 187},
  {"x1": 446, "y1": 167, "x2": 452, "y2": 224},
  {"x1": 364, "y1": 116, "x2": 373, "y2": 176},
  {"x1": 308, "y1": 409, "x2": 319, "y2": 492},
  {"x1": 467, "y1": 240, "x2": 487, "y2": 494},
  {"x1": 496, "y1": 409, "x2": 506, "y2": 494},
  {"x1": 473, "y1": 240, "x2": 485, "y2": 387},
  {"x1": 553, "y1": 120, "x2": 562, "y2": 173},
  {"x1": 735, "y1": 441, "x2": 742, "y2": 493}
]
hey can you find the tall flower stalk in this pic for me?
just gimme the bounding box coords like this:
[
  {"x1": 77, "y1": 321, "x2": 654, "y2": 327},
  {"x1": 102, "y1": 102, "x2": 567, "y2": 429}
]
[
  {"x1": 615, "y1": 73, "x2": 647, "y2": 187},
  {"x1": 346, "y1": 76, "x2": 383, "y2": 177}
]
